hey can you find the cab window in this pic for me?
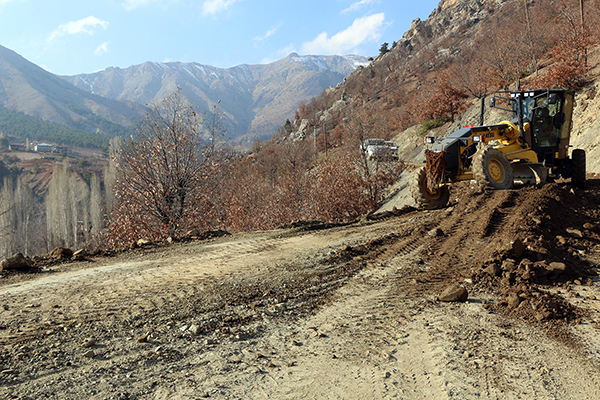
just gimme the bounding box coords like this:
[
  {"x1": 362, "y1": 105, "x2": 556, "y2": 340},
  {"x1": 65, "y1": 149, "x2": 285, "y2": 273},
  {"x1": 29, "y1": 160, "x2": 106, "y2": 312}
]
[{"x1": 531, "y1": 96, "x2": 562, "y2": 148}]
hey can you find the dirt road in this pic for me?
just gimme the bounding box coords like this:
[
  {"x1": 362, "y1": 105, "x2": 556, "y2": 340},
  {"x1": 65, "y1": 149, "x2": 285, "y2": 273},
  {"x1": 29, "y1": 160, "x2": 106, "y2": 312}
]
[{"x1": 2, "y1": 179, "x2": 600, "y2": 399}]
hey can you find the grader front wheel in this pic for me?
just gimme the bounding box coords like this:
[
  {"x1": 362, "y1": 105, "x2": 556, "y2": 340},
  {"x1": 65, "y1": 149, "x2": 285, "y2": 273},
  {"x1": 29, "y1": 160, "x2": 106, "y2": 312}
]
[
  {"x1": 410, "y1": 166, "x2": 450, "y2": 209},
  {"x1": 473, "y1": 146, "x2": 514, "y2": 189}
]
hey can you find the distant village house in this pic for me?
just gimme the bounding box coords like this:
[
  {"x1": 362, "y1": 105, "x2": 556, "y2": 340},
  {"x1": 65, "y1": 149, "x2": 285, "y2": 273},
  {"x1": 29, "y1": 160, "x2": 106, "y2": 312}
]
[
  {"x1": 5, "y1": 139, "x2": 68, "y2": 154},
  {"x1": 8, "y1": 144, "x2": 26, "y2": 152},
  {"x1": 34, "y1": 143, "x2": 53, "y2": 152}
]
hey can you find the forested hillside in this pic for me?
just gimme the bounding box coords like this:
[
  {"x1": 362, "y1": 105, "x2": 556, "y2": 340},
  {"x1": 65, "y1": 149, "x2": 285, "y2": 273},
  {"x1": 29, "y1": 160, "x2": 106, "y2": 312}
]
[
  {"x1": 0, "y1": 44, "x2": 145, "y2": 141},
  {"x1": 0, "y1": 107, "x2": 130, "y2": 149}
]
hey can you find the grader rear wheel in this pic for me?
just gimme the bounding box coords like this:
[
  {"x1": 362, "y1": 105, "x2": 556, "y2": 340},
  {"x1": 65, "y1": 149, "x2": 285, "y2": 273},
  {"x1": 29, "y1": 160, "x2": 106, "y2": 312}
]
[
  {"x1": 572, "y1": 149, "x2": 586, "y2": 189},
  {"x1": 410, "y1": 166, "x2": 450, "y2": 209},
  {"x1": 473, "y1": 146, "x2": 514, "y2": 189}
]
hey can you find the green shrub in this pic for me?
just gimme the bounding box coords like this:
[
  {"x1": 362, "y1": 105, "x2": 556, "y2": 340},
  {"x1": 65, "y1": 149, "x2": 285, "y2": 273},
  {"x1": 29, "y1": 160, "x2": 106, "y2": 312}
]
[{"x1": 419, "y1": 117, "x2": 447, "y2": 135}]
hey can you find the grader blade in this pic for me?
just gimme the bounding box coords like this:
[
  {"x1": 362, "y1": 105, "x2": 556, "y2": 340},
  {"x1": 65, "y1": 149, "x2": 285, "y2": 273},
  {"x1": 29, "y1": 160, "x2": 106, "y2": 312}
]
[{"x1": 511, "y1": 163, "x2": 547, "y2": 186}]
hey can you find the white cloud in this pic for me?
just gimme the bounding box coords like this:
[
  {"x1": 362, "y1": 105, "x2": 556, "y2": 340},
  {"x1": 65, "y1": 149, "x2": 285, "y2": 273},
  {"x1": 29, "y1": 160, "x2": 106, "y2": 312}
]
[
  {"x1": 261, "y1": 44, "x2": 296, "y2": 64},
  {"x1": 341, "y1": 0, "x2": 379, "y2": 14},
  {"x1": 301, "y1": 13, "x2": 386, "y2": 55},
  {"x1": 49, "y1": 16, "x2": 109, "y2": 41},
  {"x1": 95, "y1": 41, "x2": 110, "y2": 56},
  {"x1": 202, "y1": 0, "x2": 242, "y2": 16},
  {"x1": 253, "y1": 23, "x2": 282, "y2": 47}
]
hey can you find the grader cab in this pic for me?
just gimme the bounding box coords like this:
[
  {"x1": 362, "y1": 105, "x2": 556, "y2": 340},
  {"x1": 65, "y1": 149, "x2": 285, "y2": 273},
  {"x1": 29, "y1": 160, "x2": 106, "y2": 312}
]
[{"x1": 411, "y1": 89, "x2": 586, "y2": 209}]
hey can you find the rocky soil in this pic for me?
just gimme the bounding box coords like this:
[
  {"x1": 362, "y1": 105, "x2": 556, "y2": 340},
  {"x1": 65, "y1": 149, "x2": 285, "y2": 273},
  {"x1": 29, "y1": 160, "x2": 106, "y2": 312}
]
[{"x1": 2, "y1": 176, "x2": 600, "y2": 399}]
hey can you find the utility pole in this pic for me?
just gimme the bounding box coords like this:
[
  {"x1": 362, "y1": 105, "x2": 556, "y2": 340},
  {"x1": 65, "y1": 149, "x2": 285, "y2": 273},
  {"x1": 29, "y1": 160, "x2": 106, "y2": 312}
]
[
  {"x1": 523, "y1": 0, "x2": 538, "y2": 76},
  {"x1": 324, "y1": 123, "x2": 328, "y2": 157},
  {"x1": 479, "y1": 97, "x2": 485, "y2": 126},
  {"x1": 313, "y1": 126, "x2": 317, "y2": 157},
  {"x1": 580, "y1": 0, "x2": 587, "y2": 65}
]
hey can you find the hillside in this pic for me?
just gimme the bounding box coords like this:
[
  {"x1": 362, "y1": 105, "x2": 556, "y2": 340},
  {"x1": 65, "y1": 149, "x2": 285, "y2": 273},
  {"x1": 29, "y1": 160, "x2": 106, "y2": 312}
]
[
  {"x1": 283, "y1": 0, "x2": 600, "y2": 169},
  {"x1": 62, "y1": 53, "x2": 369, "y2": 143},
  {"x1": 0, "y1": 45, "x2": 145, "y2": 137},
  {"x1": 0, "y1": 107, "x2": 116, "y2": 149}
]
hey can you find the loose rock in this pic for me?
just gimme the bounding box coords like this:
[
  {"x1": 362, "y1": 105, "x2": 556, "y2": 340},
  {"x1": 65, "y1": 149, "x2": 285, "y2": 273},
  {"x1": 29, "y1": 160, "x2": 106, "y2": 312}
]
[
  {"x1": 501, "y1": 259, "x2": 517, "y2": 272},
  {"x1": 136, "y1": 335, "x2": 148, "y2": 343},
  {"x1": 507, "y1": 293, "x2": 521, "y2": 308},
  {"x1": 189, "y1": 325, "x2": 201, "y2": 336},
  {"x1": 566, "y1": 228, "x2": 583, "y2": 239},
  {"x1": 50, "y1": 247, "x2": 73, "y2": 260},
  {"x1": 0, "y1": 253, "x2": 33, "y2": 271},
  {"x1": 184, "y1": 229, "x2": 200, "y2": 239},
  {"x1": 483, "y1": 264, "x2": 500, "y2": 277},
  {"x1": 429, "y1": 228, "x2": 444, "y2": 237},
  {"x1": 439, "y1": 285, "x2": 468, "y2": 302},
  {"x1": 547, "y1": 262, "x2": 568, "y2": 278},
  {"x1": 72, "y1": 249, "x2": 87, "y2": 261},
  {"x1": 511, "y1": 239, "x2": 526, "y2": 258},
  {"x1": 137, "y1": 239, "x2": 152, "y2": 247},
  {"x1": 83, "y1": 350, "x2": 95, "y2": 358}
]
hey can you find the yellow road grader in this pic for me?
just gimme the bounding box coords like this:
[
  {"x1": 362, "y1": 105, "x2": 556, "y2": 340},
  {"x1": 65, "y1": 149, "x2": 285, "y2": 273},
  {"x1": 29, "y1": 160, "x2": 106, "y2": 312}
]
[{"x1": 411, "y1": 88, "x2": 586, "y2": 209}]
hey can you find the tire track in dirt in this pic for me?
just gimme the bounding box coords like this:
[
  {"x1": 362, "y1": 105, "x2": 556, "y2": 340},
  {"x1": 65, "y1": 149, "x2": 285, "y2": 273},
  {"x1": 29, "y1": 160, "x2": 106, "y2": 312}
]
[
  {"x1": 0, "y1": 216, "x2": 430, "y2": 348},
  {"x1": 2, "y1": 181, "x2": 600, "y2": 399}
]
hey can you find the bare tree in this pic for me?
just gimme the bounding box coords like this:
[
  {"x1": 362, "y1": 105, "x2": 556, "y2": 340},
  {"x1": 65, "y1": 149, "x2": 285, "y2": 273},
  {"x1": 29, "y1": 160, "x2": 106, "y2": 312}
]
[
  {"x1": 46, "y1": 160, "x2": 91, "y2": 250},
  {"x1": 14, "y1": 176, "x2": 35, "y2": 255},
  {"x1": 522, "y1": 0, "x2": 539, "y2": 76},
  {"x1": 109, "y1": 90, "x2": 227, "y2": 242},
  {"x1": 0, "y1": 176, "x2": 36, "y2": 258},
  {"x1": 0, "y1": 178, "x2": 15, "y2": 257},
  {"x1": 90, "y1": 172, "x2": 103, "y2": 238},
  {"x1": 46, "y1": 161, "x2": 68, "y2": 249},
  {"x1": 104, "y1": 136, "x2": 122, "y2": 215}
]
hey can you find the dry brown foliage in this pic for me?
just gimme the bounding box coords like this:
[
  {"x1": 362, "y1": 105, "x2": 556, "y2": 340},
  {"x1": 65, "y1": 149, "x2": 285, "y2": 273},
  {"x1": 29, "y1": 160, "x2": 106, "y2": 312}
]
[
  {"x1": 219, "y1": 139, "x2": 403, "y2": 232},
  {"x1": 108, "y1": 91, "x2": 227, "y2": 244}
]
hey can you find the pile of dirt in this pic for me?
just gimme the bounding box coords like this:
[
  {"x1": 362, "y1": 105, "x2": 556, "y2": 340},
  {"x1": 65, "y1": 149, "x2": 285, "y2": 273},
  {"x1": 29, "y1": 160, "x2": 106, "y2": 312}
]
[{"x1": 405, "y1": 177, "x2": 600, "y2": 338}]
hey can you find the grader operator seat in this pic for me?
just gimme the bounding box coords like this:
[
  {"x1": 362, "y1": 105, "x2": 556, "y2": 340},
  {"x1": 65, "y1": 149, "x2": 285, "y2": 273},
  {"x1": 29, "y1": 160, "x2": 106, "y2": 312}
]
[
  {"x1": 533, "y1": 106, "x2": 556, "y2": 147},
  {"x1": 530, "y1": 97, "x2": 563, "y2": 150}
]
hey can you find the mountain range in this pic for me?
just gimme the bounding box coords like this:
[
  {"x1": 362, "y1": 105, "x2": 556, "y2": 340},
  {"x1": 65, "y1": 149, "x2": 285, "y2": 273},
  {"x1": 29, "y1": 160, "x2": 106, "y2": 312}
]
[
  {"x1": 0, "y1": 43, "x2": 368, "y2": 145},
  {"x1": 62, "y1": 53, "x2": 369, "y2": 143},
  {"x1": 0, "y1": 44, "x2": 144, "y2": 138}
]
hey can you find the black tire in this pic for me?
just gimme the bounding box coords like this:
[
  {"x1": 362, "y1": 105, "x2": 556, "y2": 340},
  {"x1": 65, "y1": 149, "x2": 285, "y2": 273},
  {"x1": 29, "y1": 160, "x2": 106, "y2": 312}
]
[
  {"x1": 536, "y1": 164, "x2": 548, "y2": 187},
  {"x1": 410, "y1": 166, "x2": 450, "y2": 209},
  {"x1": 473, "y1": 146, "x2": 514, "y2": 189},
  {"x1": 572, "y1": 149, "x2": 586, "y2": 189}
]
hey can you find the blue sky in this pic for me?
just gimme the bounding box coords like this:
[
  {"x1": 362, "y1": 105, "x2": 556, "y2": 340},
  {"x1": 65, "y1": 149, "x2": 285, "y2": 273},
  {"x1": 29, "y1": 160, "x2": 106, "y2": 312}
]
[{"x1": 1, "y1": 0, "x2": 440, "y2": 76}]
